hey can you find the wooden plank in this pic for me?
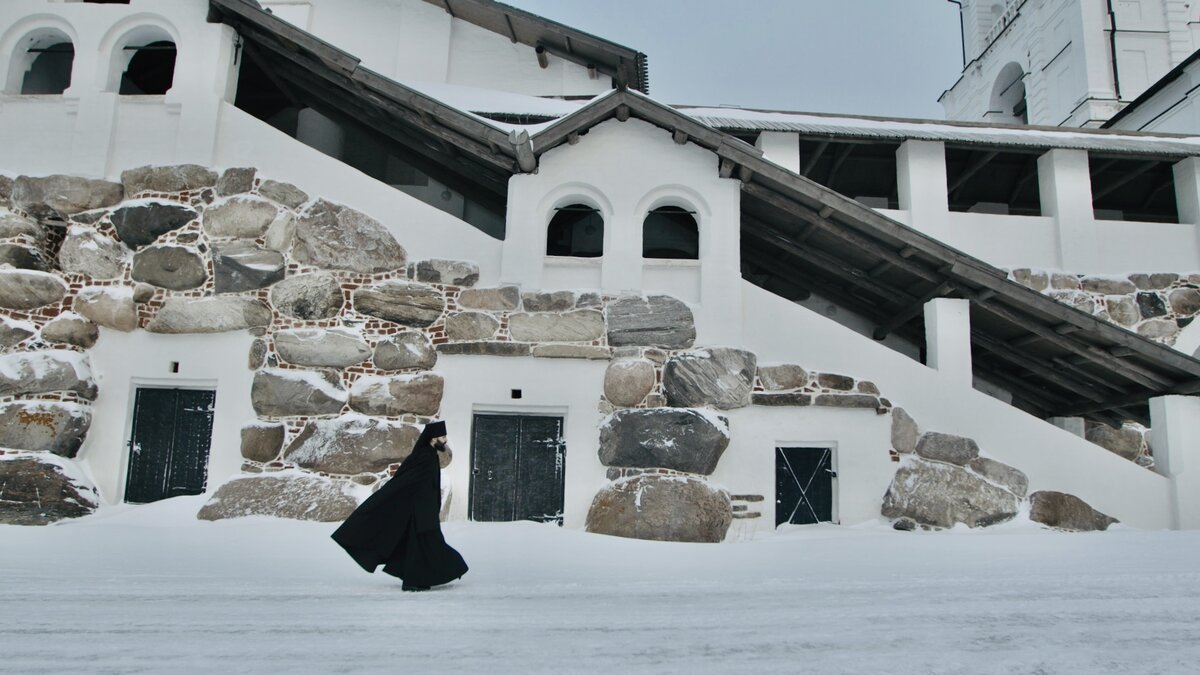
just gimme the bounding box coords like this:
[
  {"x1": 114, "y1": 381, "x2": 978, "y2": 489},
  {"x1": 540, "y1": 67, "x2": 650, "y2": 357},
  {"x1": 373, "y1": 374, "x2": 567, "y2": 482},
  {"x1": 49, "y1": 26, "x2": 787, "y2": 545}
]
[
  {"x1": 872, "y1": 280, "x2": 955, "y2": 340},
  {"x1": 800, "y1": 141, "x2": 828, "y2": 177},
  {"x1": 972, "y1": 332, "x2": 1110, "y2": 403},
  {"x1": 823, "y1": 144, "x2": 854, "y2": 185}
]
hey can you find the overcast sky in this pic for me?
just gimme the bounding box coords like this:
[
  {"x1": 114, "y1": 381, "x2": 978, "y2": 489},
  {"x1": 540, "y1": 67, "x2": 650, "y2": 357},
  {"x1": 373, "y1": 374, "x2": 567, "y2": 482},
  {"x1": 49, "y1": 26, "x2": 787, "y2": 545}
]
[{"x1": 502, "y1": 0, "x2": 964, "y2": 119}]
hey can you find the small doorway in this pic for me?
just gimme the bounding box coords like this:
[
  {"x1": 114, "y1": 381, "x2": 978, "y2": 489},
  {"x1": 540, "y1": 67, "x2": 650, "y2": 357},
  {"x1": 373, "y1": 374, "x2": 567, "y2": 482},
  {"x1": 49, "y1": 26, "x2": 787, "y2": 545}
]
[
  {"x1": 469, "y1": 414, "x2": 565, "y2": 524},
  {"x1": 775, "y1": 446, "x2": 835, "y2": 526},
  {"x1": 124, "y1": 388, "x2": 215, "y2": 504}
]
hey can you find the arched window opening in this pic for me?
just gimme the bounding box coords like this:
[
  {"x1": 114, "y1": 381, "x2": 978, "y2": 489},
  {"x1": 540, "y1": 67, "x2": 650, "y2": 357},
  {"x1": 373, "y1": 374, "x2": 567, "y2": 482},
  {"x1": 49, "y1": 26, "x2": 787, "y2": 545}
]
[
  {"x1": 20, "y1": 41, "x2": 73, "y2": 95},
  {"x1": 988, "y1": 62, "x2": 1027, "y2": 125},
  {"x1": 119, "y1": 40, "x2": 177, "y2": 95},
  {"x1": 642, "y1": 206, "x2": 698, "y2": 259},
  {"x1": 546, "y1": 204, "x2": 603, "y2": 257}
]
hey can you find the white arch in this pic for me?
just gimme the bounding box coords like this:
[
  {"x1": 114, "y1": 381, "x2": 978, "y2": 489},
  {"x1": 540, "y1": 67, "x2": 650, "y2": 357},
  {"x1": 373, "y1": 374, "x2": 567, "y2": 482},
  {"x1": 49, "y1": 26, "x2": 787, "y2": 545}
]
[
  {"x1": 989, "y1": 61, "x2": 1027, "y2": 124},
  {"x1": 536, "y1": 182, "x2": 615, "y2": 257},
  {"x1": 95, "y1": 14, "x2": 180, "y2": 93},
  {"x1": 635, "y1": 183, "x2": 712, "y2": 257},
  {"x1": 0, "y1": 15, "x2": 78, "y2": 95}
]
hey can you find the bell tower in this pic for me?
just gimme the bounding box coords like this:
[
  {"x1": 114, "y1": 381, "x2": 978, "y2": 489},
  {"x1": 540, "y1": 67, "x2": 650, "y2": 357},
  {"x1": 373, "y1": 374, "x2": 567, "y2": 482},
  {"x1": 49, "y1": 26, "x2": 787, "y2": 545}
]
[{"x1": 941, "y1": 0, "x2": 1197, "y2": 128}]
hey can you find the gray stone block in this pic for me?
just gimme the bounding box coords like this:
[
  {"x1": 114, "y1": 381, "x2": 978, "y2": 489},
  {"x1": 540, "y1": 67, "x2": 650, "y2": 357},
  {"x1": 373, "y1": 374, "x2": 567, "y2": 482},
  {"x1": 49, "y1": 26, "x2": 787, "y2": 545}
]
[
  {"x1": 663, "y1": 347, "x2": 756, "y2": 410},
  {"x1": 586, "y1": 474, "x2": 731, "y2": 543},
  {"x1": 599, "y1": 408, "x2": 730, "y2": 475},
  {"x1": 1029, "y1": 491, "x2": 1118, "y2": 531},
  {"x1": 353, "y1": 280, "x2": 444, "y2": 327}
]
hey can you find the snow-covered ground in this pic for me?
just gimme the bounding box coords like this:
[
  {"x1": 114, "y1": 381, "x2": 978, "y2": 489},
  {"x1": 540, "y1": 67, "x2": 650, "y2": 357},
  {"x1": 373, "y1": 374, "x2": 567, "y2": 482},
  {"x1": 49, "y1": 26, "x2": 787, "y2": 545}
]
[{"x1": 3, "y1": 499, "x2": 1199, "y2": 674}]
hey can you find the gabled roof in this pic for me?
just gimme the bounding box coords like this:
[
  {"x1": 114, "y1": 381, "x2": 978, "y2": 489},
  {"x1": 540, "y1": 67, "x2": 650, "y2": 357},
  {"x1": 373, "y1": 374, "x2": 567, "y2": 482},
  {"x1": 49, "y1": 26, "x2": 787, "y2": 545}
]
[
  {"x1": 419, "y1": 0, "x2": 649, "y2": 94},
  {"x1": 211, "y1": 0, "x2": 1200, "y2": 427}
]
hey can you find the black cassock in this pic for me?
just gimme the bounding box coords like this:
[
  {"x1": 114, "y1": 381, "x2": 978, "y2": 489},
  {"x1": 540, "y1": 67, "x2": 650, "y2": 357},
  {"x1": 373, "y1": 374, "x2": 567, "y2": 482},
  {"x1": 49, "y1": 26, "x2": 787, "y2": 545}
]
[{"x1": 331, "y1": 425, "x2": 468, "y2": 588}]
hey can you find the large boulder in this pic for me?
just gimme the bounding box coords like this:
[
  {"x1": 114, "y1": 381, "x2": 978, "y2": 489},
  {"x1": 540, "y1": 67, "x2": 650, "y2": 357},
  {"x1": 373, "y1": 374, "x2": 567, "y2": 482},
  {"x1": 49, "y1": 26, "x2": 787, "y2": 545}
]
[
  {"x1": 110, "y1": 203, "x2": 197, "y2": 249},
  {"x1": 212, "y1": 241, "x2": 286, "y2": 293},
  {"x1": 967, "y1": 457, "x2": 1028, "y2": 499},
  {"x1": 0, "y1": 316, "x2": 35, "y2": 349},
  {"x1": 0, "y1": 243, "x2": 49, "y2": 271},
  {"x1": 457, "y1": 286, "x2": 520, "y2": 311},
  {"x1": 121, "y1": 164, "x2": 217, "y2": 194},
  {"x1": 508, "y1": 310, "x2": 604, "y2": 342},
  {"x1": 196, "y1": 473, "x2": 357, "y2": 522},
  {"x1": 598, "y1": 408, "x2": 730, "y2": 475},
  {"x1": 662, "y1": 347, "x2": 757, "y2": 410},
  {"x1": 202, "y1": 196, "x2": 281, "y2": 238},
  {"x1": 241, "y1": 422, "x2": 285, "y2": 463},
  {"x1": 586, "y1": 474, "x2": 732, "y2": 543},
  {"x1": 0, "y1": 213, "x2": 44, "y2": 240},
  {"x1": 274, "y1": 328, "x2": 371, "y2": 368},
  {"x1": 445, "y1": 312, "x2": 499, "y2": 341},
  {"x1": 1085, "y1": 421, "x2": 1144, "y2": 461},
  {"x1": 891, "y1": 408, "x2": 919, "y2": 454},
  {"x1": 73, "y1": 286, "x2": 138, "y2": 332},
  {"x1": 0, "y1": 350, "x2": 96, "y2": 400},
  {"x1": 373, "y1": 332, "x2": 437, "y2": 370},
  {"x1": 251, "y1": 368, "x2": 347, "y2": 417},
  {"x1": 40, "y1": 313, "x2": 99, "y2": 349},
  {"x1": 146, "y1": 297, "x2": 272, "y2": 333},
  {"x1": 881, "y1": 457, "x2": 1019, "y2": 528},
  {"x1": 606, "y1": 295, "x2": 695, "y2": 348},
  {"x1": 914, "y1": 431, "x2": 980, "y2": 466},
  {"x1": 131, "y1": 245, "x2": 207, "y2": 290},
  {"x1": 0, "y1": 268, "x2": 67, "y2": 309},
  {"x1": 292, "y1": 200, "x2": 406, "y2": 273},
  {"x1": 352, "y1": 280, "x2": 445, "y2": 327},
  {"x1": 58, "y1": 226, "x2": 127, "y2": 279},
  {"x1": 411, "y1": 259, "x2": 479, "y2": 286},
  {"x1": 12, "y1": 175, "x2": 123, "y2": 220},
  {"x1": 0, "y1": 401, "x2": 91, "y2": 457},
  {"x1": 0, "y1": 455, "x2": 99, "y2": 525},
  {"x1": 269, "y1": 271, "x2": 344, "y2": 320},
  {"x1": 603, "y1": 358, "x2": 656, "y2": 407},
  {"x1": 1029, "y1": 491, "x2": 1118, "y2": 531},
  {"x1": 282, "y1": 415, "x2": 420, "y2": 474},
  {"x1": 348, "y1": 373, "x2": 444, "y2": 417}
]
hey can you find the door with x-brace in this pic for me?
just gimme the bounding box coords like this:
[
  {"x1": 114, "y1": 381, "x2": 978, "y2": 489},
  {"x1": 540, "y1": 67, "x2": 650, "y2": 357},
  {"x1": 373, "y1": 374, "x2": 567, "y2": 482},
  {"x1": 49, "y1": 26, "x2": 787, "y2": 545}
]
[{"x1": 775, "y1": 447, "x2": 835, "y2": 526}]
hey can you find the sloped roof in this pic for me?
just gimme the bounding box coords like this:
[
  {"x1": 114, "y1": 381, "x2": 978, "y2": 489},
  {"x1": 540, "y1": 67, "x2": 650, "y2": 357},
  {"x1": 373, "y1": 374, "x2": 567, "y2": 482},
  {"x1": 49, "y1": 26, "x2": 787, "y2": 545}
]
[
  {"x1": 211, "y1": 0, "x2": 1200, "y2": 427},
  {"x1": 418, "y1": 0, "x2": 649, "y2": 93}
]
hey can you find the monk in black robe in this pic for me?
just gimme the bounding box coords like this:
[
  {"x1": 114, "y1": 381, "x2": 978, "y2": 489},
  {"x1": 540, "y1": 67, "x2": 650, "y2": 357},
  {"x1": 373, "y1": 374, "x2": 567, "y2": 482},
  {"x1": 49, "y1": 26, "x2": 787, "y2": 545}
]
[{"x1": 331, "y1": 421, "x2": 468, "y2": 591}]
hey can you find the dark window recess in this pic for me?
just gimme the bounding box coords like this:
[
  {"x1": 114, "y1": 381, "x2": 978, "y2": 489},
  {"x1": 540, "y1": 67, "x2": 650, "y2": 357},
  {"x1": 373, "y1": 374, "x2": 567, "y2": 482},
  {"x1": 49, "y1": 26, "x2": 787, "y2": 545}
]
[
  {"x1": 547, "y1": 204, "x2": 603, "y2": 257},
  {"x1": 643, "y1": 206, "x2": 698, "y2": 259},
  {"x1": 469, "y1": 414, "x2": 565, "y2": 524},
  {"x1": 945, "y1": 146, "x2": 1042, "y2": 216},
  {"x1": 21, "y1": 42, "x2": 73, "y2": 95},
  {"x1": 119, "y1": 41, "x2": 176, "y2": 95},
  {"x1": 124, "y1": 388, "x2": 215, "y2": 504},
  {"x1": 796, "y1": 138, "x2": 900, "y2": 209},
  {"x1": 231, "y1": 46, "x2": 507, "y2": 239},
  {"x1": 84, "y1": 1, "x2": 132, "y2": 4},
  {"x1": 1089, "y1": 155, "x2": 1180, "y2": 223},
  {"x1": 775, "y1": 446, "x2": 834, "y2": 526}
]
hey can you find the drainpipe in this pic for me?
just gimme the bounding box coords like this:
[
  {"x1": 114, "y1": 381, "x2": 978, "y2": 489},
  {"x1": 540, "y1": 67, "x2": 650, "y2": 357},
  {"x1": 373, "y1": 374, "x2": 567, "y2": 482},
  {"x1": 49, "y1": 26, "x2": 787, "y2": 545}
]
[
  {"x1": 946, "y1": 0, "x2": 966, "y2": 67},
  {"x1": 1106, "y1": 0, "x2": 1122, "y2": 99}
]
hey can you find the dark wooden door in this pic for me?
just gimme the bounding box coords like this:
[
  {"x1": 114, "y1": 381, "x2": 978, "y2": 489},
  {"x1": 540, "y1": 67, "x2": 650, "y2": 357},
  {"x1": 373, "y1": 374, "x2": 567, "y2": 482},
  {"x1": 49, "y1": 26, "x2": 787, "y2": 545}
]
[
  {"x1": 775, "y1": 447, "x2": 834, "y2": 526},
  {"x1": 124, "y1": 388, "x2": 215, "y2": 504},
  {"x1": 470, "y1": 414, "x2": 565, "y2": 523}
]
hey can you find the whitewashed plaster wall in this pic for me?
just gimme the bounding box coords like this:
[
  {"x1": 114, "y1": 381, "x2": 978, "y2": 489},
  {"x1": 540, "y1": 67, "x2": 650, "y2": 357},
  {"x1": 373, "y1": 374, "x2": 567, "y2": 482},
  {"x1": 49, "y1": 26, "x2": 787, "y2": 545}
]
[
  {"x1": 740, "y1": 281, "x2": 1175, "y2": 530},
  {"x1": 1106, "y1": 59, "x2": 1200, "y2": 134},
  {"x1": 83, "y1": 329, "x2": 256, "y2": 506},
  {"x1": 262, "y1": 0, "x2": 610, "y2": 98},
  {"x1": 504, "y1": 118, "x2": 744, "y2": 345}
]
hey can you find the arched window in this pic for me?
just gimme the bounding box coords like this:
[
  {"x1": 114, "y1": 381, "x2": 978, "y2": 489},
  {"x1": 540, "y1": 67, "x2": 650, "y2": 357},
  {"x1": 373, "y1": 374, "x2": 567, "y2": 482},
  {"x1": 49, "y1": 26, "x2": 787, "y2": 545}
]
[
  {"x1": 642, "y1": 206, "x2": 698, "y2": 259},
  {"x1": 20, "y1": 41, "x2": 73, "y2": 95},
  {"x1": 119, "y1": 40, "x2": 177, "y2": 95},
  {"x1": 989, "y1": 62, "x2": 1027, "y2": 125},
  {"x1": 546, "y1": 204, "x2": 603, "y2": 257}
]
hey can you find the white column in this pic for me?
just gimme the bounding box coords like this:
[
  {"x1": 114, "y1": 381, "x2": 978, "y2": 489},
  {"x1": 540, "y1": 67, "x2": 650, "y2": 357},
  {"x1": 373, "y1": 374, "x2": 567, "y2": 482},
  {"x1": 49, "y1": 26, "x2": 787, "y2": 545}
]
[
  {"x1": 1173, "y1": 157, "x2": 1200, "y2": 225},
  {"x1": 755, "y1": 132, "x2": 800, "y2": 174},
  {"x1": 923, "y1": 297, "x2": 972, "y2": 388},
  {"x1": 1048, "y1": 416, "x2": 1087, "y2": 438},
  {"x1": 896, "y1": 140, "x2": 948, "y2": 231},
  {"x1": 1037, "y1": 148, "x2": 1096, "y2": 269},
  {"x1": 1149, "y1": 395, "x2": 1200, "y2": 529}
]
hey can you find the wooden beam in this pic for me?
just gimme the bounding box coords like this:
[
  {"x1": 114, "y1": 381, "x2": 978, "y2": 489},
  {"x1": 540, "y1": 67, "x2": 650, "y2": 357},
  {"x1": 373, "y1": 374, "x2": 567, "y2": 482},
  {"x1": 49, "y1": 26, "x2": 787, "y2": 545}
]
[
  {"x1": 743, "y1": 182, "x2": 943, "y2": 285},
  {"x1": 872, "y1": 280, "x2": 955, "y2": 340},
  {"x1": 503, "y1": 13, "x2": 518, "y2": 42},
  {"x1": 800, "y1": 141, "x2": 828, "y2": 177},
  {"x1": 673, "y1": 129, "x2": 688, "y2": 145},
  {"x1": 972, "y1": 331, "x2": 1111, "y2": 403},
  {"x1": 1054, "y1": 379, "x2": 1200, "y2": 418},
  {"x1": 824, "y1": 143, "x2": 854, "y2": 186},
  {"x1": 1007, "y1": 157, "x2": 1038, "y2": 203},
  {"x1": 615, "y1": 104, "x2": 630, "y2": 121},
  {"x1": 1092, "y1": 160, "x2": 1158, "y2": 201},
  {"x1": 948, "y1": 150, "x2": 999, "y2": 198},
  {"x1": 738, "y1": 165, "x2": 754, "y2": 183},
  {"x1": 719, "y1": 158, "x2": 736, "y2": 179}
]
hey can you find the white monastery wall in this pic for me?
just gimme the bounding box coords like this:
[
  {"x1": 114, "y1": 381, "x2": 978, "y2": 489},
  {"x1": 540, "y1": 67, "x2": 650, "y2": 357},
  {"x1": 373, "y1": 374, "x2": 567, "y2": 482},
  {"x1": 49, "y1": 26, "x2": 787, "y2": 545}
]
[
  {"x1": 505, "y1": 118, "x2": 743, "y2": 345},
  {"x1": 261, "y1": 0, "x2": 609, "y2": 98}
]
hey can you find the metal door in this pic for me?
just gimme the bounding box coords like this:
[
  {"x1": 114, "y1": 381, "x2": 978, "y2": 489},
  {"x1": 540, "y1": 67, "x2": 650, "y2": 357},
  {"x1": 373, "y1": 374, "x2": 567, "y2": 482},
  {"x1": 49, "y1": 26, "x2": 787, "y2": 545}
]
[
  {"x1": 124, "y1": 388, "x2": 215, "y2": 504},
  {"x1": 775, "y1": 447, "x2": 834, "y2": 526},
  {"x1": 470, "y1": 414, "x2": 565, "y2": 523}
]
